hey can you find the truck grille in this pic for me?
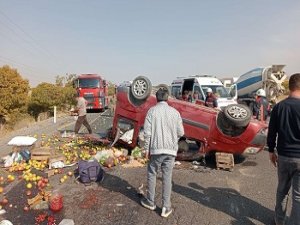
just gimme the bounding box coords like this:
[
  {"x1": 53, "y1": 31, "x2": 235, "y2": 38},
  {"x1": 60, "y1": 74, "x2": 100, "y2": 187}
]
[{"x1": 84, "y1": 94, "x2": 95, "y2": 107}]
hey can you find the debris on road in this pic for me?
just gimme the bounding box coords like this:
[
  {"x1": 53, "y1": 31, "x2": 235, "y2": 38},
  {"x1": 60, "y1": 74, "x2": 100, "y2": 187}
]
[{"x1": 0, "y1": 132, "x2": 144, "y2": 223}]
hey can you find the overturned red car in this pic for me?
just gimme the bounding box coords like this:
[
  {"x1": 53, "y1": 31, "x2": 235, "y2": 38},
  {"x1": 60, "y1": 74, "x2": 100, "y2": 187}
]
[{"x1": 111, "y1": 76, "x2": 267, "y2": 156}]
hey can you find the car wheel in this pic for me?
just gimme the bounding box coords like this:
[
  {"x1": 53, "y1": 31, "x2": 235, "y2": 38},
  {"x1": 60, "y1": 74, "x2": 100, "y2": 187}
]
[
  {"x1": 131, "y1": 76, "x2": 152, "y2": 100},
  {"x1": 217, "y1": 112, "x2": 247, "y2": 137},
  {"x1": 223, "y1": 104, "x2": 251, "y2": 127}
]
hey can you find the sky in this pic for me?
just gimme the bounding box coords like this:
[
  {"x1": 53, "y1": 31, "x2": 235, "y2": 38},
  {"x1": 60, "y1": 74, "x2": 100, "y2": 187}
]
[{"x1": 0, "y1": 0, "x2": 300, "y2": 87}]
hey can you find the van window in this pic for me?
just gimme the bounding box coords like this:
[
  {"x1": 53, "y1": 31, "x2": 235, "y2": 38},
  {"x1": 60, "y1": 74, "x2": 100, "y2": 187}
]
[
  {"x1": 193, "y1": 86, "x2": 204, "y2": 101},
  {"x1": 171, "y1": 86, "x2": 181, "y2": 99},
  {"x1": 202, "y1": 85, "x2": 230, "y2": 98}
]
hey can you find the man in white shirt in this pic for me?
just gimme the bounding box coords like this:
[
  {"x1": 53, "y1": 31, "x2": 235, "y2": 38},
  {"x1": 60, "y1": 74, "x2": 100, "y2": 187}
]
[{"x1": 141, "y1": 87, "x2": 184, "y2": 218}]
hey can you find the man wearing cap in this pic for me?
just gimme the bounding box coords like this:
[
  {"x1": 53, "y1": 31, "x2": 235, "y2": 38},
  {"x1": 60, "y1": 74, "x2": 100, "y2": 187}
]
[{"x1": 204, "y1": 88, "x2": 218, "y2": 108}]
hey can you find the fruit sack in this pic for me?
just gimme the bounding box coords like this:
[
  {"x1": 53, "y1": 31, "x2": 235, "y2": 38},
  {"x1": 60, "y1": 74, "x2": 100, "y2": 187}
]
[
  {"x1": 7, "y1": 136, "x2": 37, "y2": 146},
  {"x1": 77, "y1": 159, "x2": 104, "y2": 183}
]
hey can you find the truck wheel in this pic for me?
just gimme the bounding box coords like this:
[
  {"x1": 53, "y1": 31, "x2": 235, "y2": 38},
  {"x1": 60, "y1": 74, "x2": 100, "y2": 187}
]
[
  {"x1": 131, "y1": 76, "x2": 152, "y2": 100},
  {"x1": 223, "y1": 104, "x2": 251, "y2": 127}
]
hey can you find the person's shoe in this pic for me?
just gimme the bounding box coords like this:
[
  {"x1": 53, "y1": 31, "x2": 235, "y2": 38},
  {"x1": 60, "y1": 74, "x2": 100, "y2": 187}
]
[
  {"x1": 140, "y1": 197, "x2": 156, "y2": 211},
  {"x1": 161, "y1": 207, "x2": 173, "y2": 218}
]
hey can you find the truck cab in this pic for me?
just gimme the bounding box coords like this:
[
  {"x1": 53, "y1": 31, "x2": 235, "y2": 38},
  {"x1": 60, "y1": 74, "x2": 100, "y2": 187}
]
[
  {"x1": 74, "y1": 74, "x2": 109, "y2": 112},
  {"x1": 171, "y1": 75, "x2": 237, "y2": 109}
]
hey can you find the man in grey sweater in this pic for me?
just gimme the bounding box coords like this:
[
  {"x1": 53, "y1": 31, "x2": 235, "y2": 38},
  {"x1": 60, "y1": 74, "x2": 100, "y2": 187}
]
[{"x1": 141, "y1": 87, "x2": 184, "y2": 218}]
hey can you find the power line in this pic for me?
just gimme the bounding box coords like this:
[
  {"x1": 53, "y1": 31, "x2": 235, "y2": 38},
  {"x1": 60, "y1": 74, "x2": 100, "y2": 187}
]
[
  {"x1": 0, "y1": 10, "x2": 67, "y2": 76},
  {"x1": 0, "y1": 56, "x2": 56, "y2": 84},
  {"x1": 0, "y1": 9, "x2": 60, "y2": 64},
  {"x1": 0, "y1": 56, "x2": 41, "y2": 74},
  {"x1": 0, "y1": 22, "x2": 42, "y2": 57}
]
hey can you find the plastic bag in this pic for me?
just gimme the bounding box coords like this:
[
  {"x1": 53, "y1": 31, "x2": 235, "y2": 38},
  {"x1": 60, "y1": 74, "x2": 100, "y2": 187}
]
[
  {"x1": 59, "y1": 219, "x2": 75, "y2": 225},
  {"x1": 120, "y1": 129, "x2": 134, "y2": 144},
  {"x1": 2, "y1": 152, "x2": 23, "y2": 167},
  {"x1": 0, "y1": 220, "x2": 13, "y2": 225}
]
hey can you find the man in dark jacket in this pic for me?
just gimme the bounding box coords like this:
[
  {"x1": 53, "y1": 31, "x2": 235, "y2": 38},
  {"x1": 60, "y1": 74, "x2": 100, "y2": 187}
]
[{"x1": 267, "y1": 73, "x2": 300, "y2": 225}]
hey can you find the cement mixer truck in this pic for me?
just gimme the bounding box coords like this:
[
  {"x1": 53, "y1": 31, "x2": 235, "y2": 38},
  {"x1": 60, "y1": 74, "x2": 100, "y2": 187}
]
[{"x1": 229, "y1": 65, "x2": 287, "y2": 106}]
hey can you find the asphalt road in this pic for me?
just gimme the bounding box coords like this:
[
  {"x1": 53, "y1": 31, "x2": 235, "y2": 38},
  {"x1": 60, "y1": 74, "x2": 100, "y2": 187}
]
[{"x1": 0, "y1": 111, "x2": 291, "y2": 225}]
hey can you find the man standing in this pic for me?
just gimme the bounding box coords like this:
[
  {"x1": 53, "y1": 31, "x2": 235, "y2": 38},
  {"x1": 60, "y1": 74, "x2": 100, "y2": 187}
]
[
  {"x1": 73, "y1": 94, "x2": 92, "y2": 135},
  {"x1": 204, "y1": 88, "x2": 218, "y2": 108},
  {"x1": 141, "y1": 87, "x2": 184, "y2": 218},
  {"x1": 267, "y1": 73, "x2": 300, "y2": 225},
  {"x1": 253, "y1": 89, "x2": 270, "y2": 121}
]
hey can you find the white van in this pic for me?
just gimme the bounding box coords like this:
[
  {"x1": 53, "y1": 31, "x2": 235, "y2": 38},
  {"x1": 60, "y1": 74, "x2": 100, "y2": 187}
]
[{"x1": 171, "y1": 75, "x2": 237, "y2": 108}]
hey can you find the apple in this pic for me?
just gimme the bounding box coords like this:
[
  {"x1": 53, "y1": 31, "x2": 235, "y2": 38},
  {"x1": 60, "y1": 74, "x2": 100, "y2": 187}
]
[
  {"x1": 43, "y1": 178, "x2": 49, "y2": 183},
  {"x1": 1, "y1": 198, "x2": 8, "y2": 205},
  {"x1": 26, "y1": 183, "x2": 33, "y2": 189}
]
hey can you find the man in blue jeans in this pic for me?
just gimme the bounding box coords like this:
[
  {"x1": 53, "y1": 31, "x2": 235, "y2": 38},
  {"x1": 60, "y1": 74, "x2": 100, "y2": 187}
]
[
  {"x1": 141, "y1": 87, "x2": 184, "y2": 218},
  {"x1": 267, "y1": 73, "x2": 300, "y2": 225}
]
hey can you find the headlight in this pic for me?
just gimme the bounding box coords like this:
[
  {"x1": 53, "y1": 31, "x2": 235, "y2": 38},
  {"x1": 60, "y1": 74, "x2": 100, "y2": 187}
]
[{"x1": 243, "y1": 147, "x2": 261, "y2": 154}]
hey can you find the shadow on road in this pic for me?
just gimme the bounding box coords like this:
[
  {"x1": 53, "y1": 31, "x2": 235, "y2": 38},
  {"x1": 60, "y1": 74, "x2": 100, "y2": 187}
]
[
  {"x1": 173, "y1": 182, "x2": 274, "y2": 225},
  {"x1": 99, "y1": 172, "x2": 141, "y2": 205}
]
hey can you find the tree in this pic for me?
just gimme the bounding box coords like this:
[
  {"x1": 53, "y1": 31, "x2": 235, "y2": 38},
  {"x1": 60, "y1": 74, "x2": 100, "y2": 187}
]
[
  {"x1": 55, "y1": 73, "x2": 77, "y2": 87},
  {"x1": 107, "y1": 81, "x2": 116, "y2": 96},
  {"x1": 28, "y1": 82, "x2": 77, "y2": 120},
  {"x1": 0, "y1": 65, "x2": 30, "y2": 129},
  {"x1": 28, "y1": 83, "x2": 63, "y2": 119}
]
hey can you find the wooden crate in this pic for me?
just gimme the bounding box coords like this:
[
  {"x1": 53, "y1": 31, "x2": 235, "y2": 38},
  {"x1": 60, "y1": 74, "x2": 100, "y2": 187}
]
[
  {"x1": 48, "y1": 155, "x2": 66, "y2": 169},
  {"x1": 30, "y1": 147, "x2": 55, "y2": 161},
  {"x1": 216, "y1": 152, "x2": 234, "y2": 171}
]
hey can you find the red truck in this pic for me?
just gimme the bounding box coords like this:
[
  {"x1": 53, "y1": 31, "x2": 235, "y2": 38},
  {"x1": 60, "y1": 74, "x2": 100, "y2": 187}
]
[
  {"x1": 74, "y1": 74, "x2": 108, "y2": 112},
  {"x1": 111, "y1": 76, "x2": 267, "y2": 156}
]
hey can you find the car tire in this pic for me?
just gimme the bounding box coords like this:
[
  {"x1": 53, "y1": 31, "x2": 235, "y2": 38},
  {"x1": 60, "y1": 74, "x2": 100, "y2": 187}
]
[
  {"x1": 223, "y1": 104, "x2": 251, "y2": 127},
  {"x1": 217, "y1": 112, "x2": 247, "y2": 137},
  {"x1": 131, "y1": 76, "x2": 152, "y2": 100}
]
